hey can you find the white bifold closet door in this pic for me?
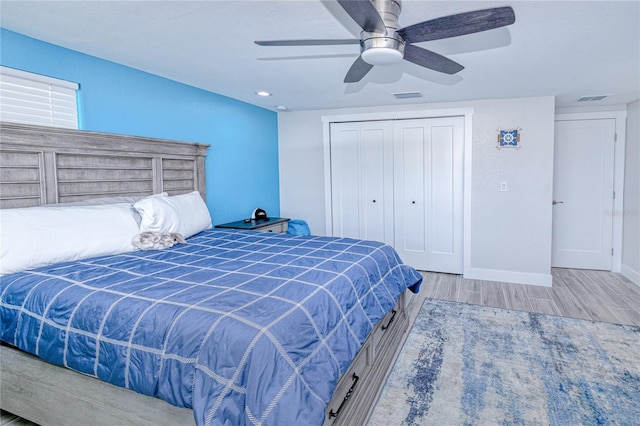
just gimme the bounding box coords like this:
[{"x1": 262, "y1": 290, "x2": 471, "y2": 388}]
[
  {"x1": 393, "y1": 117, "x2": 464, "y2": 273},
  {"x1": 330, "y1": 121, "x2": 394, "y2": 245},
  {"x1": 329, "y1": 117, "x2": 464, "y2": 273}
]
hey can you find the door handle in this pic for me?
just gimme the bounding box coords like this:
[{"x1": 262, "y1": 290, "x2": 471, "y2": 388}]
[{"x1": 552, "y1": 200, "x2": 564, "y2": 205}]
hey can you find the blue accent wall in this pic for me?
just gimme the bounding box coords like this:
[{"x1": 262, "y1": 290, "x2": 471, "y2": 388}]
[{"x1": 0, "y1": 28, "x2": 279, "y2": 224}]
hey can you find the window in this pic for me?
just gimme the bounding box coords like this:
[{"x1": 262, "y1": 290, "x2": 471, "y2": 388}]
[{"x1": 0, "y1": 66, "x2": 79, "y2": 129}]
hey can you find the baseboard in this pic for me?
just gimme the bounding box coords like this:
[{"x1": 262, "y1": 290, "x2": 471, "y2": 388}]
[
  {"x1": 621, "y1": 264, "x2": 640, "y2": 288},
  {"x1": 464, "y1": 267, "x2": 553, "y2": 287}
]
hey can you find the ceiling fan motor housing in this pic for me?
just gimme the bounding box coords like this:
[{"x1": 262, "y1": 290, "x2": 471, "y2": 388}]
[{"x1": 361, "y1": 0, "x2": 405, "y2": 65}]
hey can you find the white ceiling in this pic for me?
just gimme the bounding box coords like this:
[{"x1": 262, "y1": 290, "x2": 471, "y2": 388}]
[{"x1": 1, "y1": 1, "x2": 639, "y2": 112}]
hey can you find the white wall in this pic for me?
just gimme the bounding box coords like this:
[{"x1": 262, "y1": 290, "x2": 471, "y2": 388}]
[
  {"x1": 278, "y1": 96, "x2": 555, "y2": 286},
  {"x1": 466, "y1": 97, "x2": 555, "y2": 285},
  {"x1": 622, "y1": 98, "x2": 640, "y2": 286},
  {"x1": 278, "y1": 109, "x2": 328, "y2": 234}
]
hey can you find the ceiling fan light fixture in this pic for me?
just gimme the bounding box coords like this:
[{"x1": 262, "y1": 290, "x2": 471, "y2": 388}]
[{"x1": 361, "y1": 47, "x2": 403, "y2": 65}]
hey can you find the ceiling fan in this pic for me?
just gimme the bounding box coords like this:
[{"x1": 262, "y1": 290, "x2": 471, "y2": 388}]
[{"x1": 255, "y1": 0, "x2": 515, "y2": 83}]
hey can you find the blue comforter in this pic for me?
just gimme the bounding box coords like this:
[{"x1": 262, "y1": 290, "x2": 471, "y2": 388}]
[{"x1": 1, "y1": 229, "x2": 421, "y2": 425}]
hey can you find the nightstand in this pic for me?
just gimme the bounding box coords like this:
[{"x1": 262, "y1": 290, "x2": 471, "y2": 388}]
[{"x1": 215, "y1": 217, "x2": 290, "y2": 233}]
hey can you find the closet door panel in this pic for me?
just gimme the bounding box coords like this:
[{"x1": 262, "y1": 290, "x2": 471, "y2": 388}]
[
  {"x1": 330, "y1": 123, "x2": 360, "y2": 238},
  {"x1": 393, "y1": 117, "x2": 464, "y2": 273},
  {"x1": 430, "y1": 125, "x2": 455, "y2": 254},
  {"x1": 430, "y1": 120, "x2": 464, "y2": 272},
  {"x1": 330, "y1": 121, "x2": 392, "y2": 243},
  {"x1": 394, "y1": 123, "x2": 428, "y2": 269},
  {"x1": 401, "y1": 126, "x2": 426, "y2": 252},
  {"x1": 360, "y1": 126, "x2": 388, "y2": 243}
]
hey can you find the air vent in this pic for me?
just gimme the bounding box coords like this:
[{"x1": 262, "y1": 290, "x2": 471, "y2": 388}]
[
  {"x1": 392, "y1": 91, "x2": 423, "y2": 99},
  {"x1": 575, "y1": 95, "x2": 610, "y2": 102}
]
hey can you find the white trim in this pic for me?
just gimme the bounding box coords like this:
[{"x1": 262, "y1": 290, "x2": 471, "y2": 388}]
[
  {"x1": 0, "y1": 65, "x2": 79, "y2": 90},
  {"x1": 554, "y1": 111, "x2": 627, "y2": 273},
  {"x1": 321, "y1": 107, "x2": 474, "y2": 125},
  {"x1": 464, "y1": 267, "x2": 553, "y2": 287},
  {"x1": 621, "y1": 264, "x2": 640, "y2": 288},
  {"x1": 321, "y1": 107, "x2": 474, "y2": 274},
  {"x1": 323, "y1": 120, "x2": 333, "y2": 236},
  {"x1": 462, "y1": 113, "x2": 473, "y2": 282}
]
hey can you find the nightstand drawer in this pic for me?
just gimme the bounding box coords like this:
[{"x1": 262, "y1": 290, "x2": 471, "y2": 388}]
[{"x1": 255, "y1": 222, "x2": 288, "y2": 233}]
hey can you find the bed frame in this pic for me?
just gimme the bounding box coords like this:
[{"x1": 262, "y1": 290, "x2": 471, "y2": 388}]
[
  {"x1": 0, "y1": 122, "x2": 413, "y2": 426},
  {"x1": 0, "y1": 122, "x2": 208, "y2": 208}
]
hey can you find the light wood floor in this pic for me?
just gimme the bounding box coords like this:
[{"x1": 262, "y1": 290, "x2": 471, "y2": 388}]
[{"x1": 419, "y1": 268, "x2": 640, "y2": 327}]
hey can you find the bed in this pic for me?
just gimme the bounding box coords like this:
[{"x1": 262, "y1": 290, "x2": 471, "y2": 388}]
[{"x1": 0, "y1": 122, "x2": 422, "y2": 425}]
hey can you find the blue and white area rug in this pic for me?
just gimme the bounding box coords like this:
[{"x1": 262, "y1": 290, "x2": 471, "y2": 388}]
[{"x1": 369, "y1": 299, "x2": 640, "y2": 425}]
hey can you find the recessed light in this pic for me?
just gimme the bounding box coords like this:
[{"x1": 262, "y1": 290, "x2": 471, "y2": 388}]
[
  {"x1": 276, "y1": 105, "x2": 288, "y2": 111},
  {"x1": 256, "y1": 91, "x2": 272, "y2": 97}
]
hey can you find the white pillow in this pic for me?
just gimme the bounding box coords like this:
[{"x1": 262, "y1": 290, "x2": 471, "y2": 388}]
[
  {"x1": 45, "y1": 193, "x2": 169, "y2": 227},
  {"x1": 133, "y1": 191, "x2": 211, "y2": 238},
  {"x1": 133, "y1": 195, "x2": 181, "y2": 234},
  {"x1": 0, "y1": 203, "x2": 140, "y2": 276}
]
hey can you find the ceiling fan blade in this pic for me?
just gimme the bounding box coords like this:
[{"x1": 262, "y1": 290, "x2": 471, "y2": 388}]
[
  {"x1": 255, "y1": 39, "x2": 360, "y2": 46},
  {"x1": 344, "y1": 56, "x2": 374, "y2": 83},
  {"x1": 337, "y1": 0, "x2": 387, "y2": 34},
  {"x1": 403, "y1": 44, "x2": 464, "y2": 75},
  {"x1": 398, "y1": 7, "x2": 515, "y2": 44}
]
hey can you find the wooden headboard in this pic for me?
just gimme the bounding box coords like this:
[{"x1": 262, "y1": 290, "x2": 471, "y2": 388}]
[{"x1": 0, "y1": 122, "x2": 209, "y2": 209}]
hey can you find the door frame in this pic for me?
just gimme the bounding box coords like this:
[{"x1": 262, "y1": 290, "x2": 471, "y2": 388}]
[
  {"x1": 554, "y1": 111, "x2": 627, "y2": 273},
  {"x1": 321, "y1": 107, "x2": 474, "y2": 271}
]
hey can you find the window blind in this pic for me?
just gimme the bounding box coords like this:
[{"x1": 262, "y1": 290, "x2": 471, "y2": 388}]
[{"x1": 0, "y1": 66, "x2": 79, "y2": 129}]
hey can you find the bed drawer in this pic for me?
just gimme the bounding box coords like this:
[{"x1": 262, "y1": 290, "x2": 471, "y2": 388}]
[
  {"x1": 325, "y1": 340, "x2": 371, "y2": 423},
  {"x1": 370, "y1": 292, "x2": 406, "y2": 359},
  {"x1": 324, "y1": 292, "x2": 410, "y2": 425}
]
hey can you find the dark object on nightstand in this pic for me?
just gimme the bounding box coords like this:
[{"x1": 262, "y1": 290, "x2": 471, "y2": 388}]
[{"x1": 252, "y1": 208, "x2": 268, "y2": 221}]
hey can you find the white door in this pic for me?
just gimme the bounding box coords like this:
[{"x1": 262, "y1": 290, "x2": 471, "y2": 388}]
[
  {"x1": 330, "y1": 121, "x2": 393, "y2": 243},
  {"x1": 393, "y1": 117, "x2": 464, "y2": 273},
  {"x1": 552, "y1": 118, "x2": 616, "y2": 270}
]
